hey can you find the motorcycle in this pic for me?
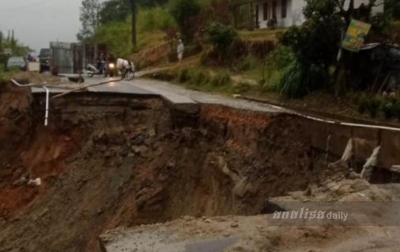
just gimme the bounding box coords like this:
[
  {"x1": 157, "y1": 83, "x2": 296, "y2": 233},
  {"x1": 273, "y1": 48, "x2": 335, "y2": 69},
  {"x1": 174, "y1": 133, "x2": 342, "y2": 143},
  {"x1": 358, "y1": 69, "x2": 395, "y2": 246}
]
[
  {"x1": 107, "y1": 62, "x2": 116, "y2": 77},
  {"x1": 121, "y1": 62, "x2": 135, "y2": 80},
  {"x1": 87, "y1": 61, "x2": 107, "y2": 77}
]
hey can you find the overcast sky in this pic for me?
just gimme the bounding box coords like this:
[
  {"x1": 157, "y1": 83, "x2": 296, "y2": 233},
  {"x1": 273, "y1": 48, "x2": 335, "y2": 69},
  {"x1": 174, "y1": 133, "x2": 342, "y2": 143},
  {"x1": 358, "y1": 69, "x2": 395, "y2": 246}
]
[{"x1": 0, "y1": 0, "x2": 83, "y2": 53}]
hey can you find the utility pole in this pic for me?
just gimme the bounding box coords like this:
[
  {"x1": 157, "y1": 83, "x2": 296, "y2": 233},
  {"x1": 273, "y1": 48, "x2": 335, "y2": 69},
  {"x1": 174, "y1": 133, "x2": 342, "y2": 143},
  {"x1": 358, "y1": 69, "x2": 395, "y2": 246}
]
[
  {"x1": 130, "y1": 0, "x2": 137, "y2": 49},
  {"x1": 11, "y1": 30, "x2": 15, "y2": 47}
]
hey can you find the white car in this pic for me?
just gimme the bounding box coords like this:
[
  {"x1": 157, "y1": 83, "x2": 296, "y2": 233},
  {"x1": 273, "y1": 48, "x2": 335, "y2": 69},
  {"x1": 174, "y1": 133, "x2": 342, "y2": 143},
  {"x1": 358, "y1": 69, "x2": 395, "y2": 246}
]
[{"x1": 6, "y1": 56, "x2": 26, "y2": 71}]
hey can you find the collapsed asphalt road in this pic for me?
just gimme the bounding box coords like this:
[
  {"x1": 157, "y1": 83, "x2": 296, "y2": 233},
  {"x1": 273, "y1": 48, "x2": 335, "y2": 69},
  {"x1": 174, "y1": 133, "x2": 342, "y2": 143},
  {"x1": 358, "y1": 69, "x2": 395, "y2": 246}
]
[
  {"x1": 0, "y1": 78, "x2": 314, "y2": 251},
  {"x1": 1, "y1": 74, "x2": 399, "y2": 252},
  {"x1": 33, "y1": 76, "x2": 286, "y2": 114}
]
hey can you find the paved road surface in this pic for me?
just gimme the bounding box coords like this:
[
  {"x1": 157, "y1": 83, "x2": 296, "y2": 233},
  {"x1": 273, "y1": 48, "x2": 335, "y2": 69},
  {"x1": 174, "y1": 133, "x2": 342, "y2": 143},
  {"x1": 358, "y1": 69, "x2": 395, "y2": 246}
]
[
  {"x1": 33, "y1": 77, "x2": 286, "y2": 114},
  {"x1": 30, "y1": 77, "x2": 400, "y2": 131},
  {"x1": 126, "y1": 79, "x2": 284, "y2": 113}
]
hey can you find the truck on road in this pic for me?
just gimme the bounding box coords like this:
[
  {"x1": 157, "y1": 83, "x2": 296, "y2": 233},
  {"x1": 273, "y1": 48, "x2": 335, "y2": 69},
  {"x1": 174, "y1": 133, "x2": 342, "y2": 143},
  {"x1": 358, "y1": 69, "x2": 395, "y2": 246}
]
[{"x1": 38, "y1": 48, "x2": 52, "y2": 73}]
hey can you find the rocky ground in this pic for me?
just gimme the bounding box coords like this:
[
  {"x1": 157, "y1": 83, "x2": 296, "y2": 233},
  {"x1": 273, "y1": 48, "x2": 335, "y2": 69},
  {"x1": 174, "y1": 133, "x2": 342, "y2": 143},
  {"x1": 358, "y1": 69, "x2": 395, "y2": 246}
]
[
  {"x1": 101, "y1": 179, "x2": 400, "y2": 252},
  {"x1": 0, "y1": 79, "x2": 317, "y2": 251}
]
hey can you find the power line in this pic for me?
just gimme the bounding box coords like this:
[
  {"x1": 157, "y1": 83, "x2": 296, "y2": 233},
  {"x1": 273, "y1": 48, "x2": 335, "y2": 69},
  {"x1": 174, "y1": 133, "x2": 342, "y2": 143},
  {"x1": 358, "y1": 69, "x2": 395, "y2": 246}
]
[{"x1": 0, "y1": 0, "x2": 54, "y2": 14}]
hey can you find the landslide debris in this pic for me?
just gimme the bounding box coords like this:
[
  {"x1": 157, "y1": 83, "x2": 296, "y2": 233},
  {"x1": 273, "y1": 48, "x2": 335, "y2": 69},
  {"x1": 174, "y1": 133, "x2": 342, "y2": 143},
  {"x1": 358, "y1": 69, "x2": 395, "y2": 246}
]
[{"x1": 0, "y1": 93, "x2": 315, "y2": 252}]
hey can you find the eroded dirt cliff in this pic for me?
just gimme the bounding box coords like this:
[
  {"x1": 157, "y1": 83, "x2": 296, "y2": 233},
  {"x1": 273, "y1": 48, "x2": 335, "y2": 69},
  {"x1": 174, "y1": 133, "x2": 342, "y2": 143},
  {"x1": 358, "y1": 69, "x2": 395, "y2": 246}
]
[{"x1": 0, "y1": 88, "x2": 317, "y2": 251}]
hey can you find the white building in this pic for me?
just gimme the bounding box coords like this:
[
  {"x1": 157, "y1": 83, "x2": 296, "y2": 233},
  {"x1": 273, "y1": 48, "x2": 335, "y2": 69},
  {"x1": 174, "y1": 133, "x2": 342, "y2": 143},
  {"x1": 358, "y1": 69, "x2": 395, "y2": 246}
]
[{"x1": 251, "y1": 0, "x2": 385, "y2": 29}]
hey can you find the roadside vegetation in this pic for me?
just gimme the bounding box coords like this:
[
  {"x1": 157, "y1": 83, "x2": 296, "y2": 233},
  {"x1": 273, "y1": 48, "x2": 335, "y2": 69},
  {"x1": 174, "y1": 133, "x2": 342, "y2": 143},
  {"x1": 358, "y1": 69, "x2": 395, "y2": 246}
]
[
  {"x1": 0, "y1": 70, "x2": 18, "y2": 83},
  {"x1": 0, "y1": 30, "x2": 31, "y2": 75},
  {"x1": 78, "y1": 0, "x2": 400, "y2": 124},
  {"x1": 0, "y1": 31, "x2": 31, "y2": 57},
  {"x1": 93, "y1": 6, "x2": 174, "y2": 56}
]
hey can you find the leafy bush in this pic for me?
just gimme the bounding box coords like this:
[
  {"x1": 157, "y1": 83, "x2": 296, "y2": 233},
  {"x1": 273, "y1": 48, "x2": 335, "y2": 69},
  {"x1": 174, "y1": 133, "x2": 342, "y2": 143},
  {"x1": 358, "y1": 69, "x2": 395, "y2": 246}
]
[
  {"x1": 238, "y1": 56, "x2": 257, "y2": 71},
  {"x1": 260, "y1": 70, "x2": 282, "y2": 93},
  {"x1": 279, "y1": 0, "x2": 344, "y2": 98},
  {"x1": 303, "y1": 0, "x2": 338, "y2": 18},
  {"x1": 260, "y1": 45, "x2": 291, "y2": 93},
  {"x1": 192, "y1": 70, "x2": 211, "y2": 86},
  {"x1": 257, "y1": 46, "x2": 289, "y2": 93},
  {"x1": 267, "y1": 45, "x2": 295, "y2": 70},
  {"x1": 370, "y1": 13, "x2": 391, "y2": 33},
  {"x1": 357, "y1": 94, "x2": 400, "y2": 120},
  {"x1": 211, "y1": 72, "x2": 231, "y2": 87},
  {"x1": 381, "y1": 97, "x2": 397, "y2": 119},
  {"x1": 365, "y1": 97, "x2": 381, "y2": 118},
  {"x1": 208, "y1": 22, "x2": 238, "y2": 61},
  {"x1": 178, "y1": 68, "x2": 193, "y2": 83},
  {"x1": 384, "y1": 0, "x2": 400, "y2": 20},
  {"x1": 357, "y1": 93, "x2": 368, "y2": 114},
  {"x1": 350, "y1": 92, "x2": 362, "y2": 104},
  {"x1": 279, "y1": 60, "x2": 330, "y2": 98}
]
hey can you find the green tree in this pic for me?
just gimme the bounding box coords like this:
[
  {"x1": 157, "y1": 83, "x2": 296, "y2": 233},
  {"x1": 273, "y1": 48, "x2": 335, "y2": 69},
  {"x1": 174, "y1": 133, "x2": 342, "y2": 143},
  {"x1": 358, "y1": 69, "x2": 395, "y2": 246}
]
[
  {"x1": 1, "y1": 34, "x2": 31, "y2": 56},
  {"x1": 385, "y1": 0, "x2": 400, "y2": 20},
  {"x1": 284, "y1": 0, "x2": 343, "y2": 67},
  {"x1": 77, "y1": 0, "x2": 101, "y2": 41},
  {"x1": 94, "y1": 21, "x2": 132, "y2": 57},
  {"x1": 99, "y1": 0, "x2": 131, "y2": 24},
  {"x1": 208, "y1": 22, "x2": 237, "y2": 61},
  {"x1": 279, "y1": 0, "x2": 384, "y2": 98},
  {"x1": 169, "y1": 0, "x2": 201, "y2": 41},
  {"x1": 279, "y1": 0, "x2": 344, "y2": 98},
  {"x1": 98, "y1": 0, "x2": 169, "y2": 25},
  {"x1": 0, "y1": 31, "x2": 3, "y2": 52}
]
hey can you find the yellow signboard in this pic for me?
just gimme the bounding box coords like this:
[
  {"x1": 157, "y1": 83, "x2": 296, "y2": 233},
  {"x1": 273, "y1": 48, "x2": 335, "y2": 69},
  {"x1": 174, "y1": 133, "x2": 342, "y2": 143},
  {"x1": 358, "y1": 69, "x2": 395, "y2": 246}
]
[{"x1": 341, "y1": 19, "x2": 371, "y2": 52}]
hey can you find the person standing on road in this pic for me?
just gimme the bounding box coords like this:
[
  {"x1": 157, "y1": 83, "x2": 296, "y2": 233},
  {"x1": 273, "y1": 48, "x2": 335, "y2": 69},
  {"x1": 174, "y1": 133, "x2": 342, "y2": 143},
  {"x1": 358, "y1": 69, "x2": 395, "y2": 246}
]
[{"x1": 177, "y1": 39, "x2": 184, "y2": 63}]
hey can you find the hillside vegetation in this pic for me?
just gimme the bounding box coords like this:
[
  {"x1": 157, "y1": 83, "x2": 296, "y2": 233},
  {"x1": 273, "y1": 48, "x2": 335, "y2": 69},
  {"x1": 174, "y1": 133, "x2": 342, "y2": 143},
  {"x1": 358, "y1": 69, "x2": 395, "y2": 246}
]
[
  {"x1": 82, "y1": 0, "x2": 400, "y2": 125},
  {"x1": 94, "y1": 6, "x2": 175, "y2": 57}
]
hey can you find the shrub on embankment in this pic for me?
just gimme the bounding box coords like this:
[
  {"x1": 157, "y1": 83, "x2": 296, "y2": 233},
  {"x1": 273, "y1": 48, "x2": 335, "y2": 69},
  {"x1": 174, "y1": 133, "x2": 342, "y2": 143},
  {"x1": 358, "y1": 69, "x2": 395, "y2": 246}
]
[
  {"x1": 201, "y1": 22, "x2": 275, "y2": 69},
  {"x1": 356, "y1": 93, "x2": 400, "y2": 120},
  {"x1": 172, "y1": 67, "x2": 252, "y2": 94},
  {"x1": 176, "y1": 67, "x2": 232, "y2": 92}
]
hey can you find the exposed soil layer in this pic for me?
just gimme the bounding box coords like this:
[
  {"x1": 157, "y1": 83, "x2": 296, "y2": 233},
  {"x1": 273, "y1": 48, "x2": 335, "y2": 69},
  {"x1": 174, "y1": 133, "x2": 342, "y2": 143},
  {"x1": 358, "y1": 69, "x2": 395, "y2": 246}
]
[{"x1": 0, "y1": 83, "x2": 320, "y2": 251}]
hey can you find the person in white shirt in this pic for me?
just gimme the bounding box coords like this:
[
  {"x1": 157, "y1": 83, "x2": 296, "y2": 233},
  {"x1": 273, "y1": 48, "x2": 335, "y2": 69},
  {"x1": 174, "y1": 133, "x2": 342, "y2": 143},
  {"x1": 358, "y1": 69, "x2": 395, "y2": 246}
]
[
  {"x1": 177, "y1": 39, "x2": 184, "y2": 63},
  {"x1": 116, "y1": 58, "x2": 132, "y2": 78}
]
